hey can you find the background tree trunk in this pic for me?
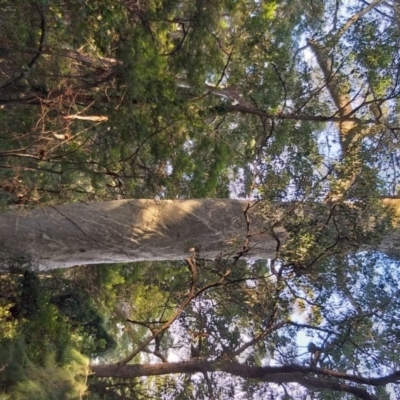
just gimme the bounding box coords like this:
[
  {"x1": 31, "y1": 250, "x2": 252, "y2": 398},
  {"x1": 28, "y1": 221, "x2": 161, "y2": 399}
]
[{"x1": 91, "y1": 361, "x2": 386, "y2": 400}]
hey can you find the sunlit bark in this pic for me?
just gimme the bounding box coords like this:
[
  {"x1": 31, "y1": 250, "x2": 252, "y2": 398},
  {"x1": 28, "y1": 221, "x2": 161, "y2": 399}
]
[
  {"x1": 0, "y1": 199, "x2": 280, "y2": 269},
  {"x1": 1, "y1": 198, "x2": 400, "y2": 270}
]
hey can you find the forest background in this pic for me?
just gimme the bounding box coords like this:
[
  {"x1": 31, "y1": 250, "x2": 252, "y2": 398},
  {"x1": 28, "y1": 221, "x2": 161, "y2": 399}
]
[{"x1": 1, "y1": 0, "x2": 400, "y2": 399}]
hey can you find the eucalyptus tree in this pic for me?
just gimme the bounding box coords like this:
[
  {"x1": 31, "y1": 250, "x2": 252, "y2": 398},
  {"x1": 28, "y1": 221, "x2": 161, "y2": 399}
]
[{"x1": 1, "y1": 0, "x2": 400, "y2": 399}]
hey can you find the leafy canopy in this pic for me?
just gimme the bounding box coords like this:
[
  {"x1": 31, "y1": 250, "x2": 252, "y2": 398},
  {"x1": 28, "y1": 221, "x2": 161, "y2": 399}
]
[{"x1": 1, "y1": 0, "x2": 400, "y2": 399}]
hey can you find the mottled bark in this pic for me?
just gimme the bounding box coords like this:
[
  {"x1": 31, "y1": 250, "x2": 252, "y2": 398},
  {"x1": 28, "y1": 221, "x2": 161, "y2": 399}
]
[
  {"x1": 307, "y1": 38, "x2": 358, "y2": 154},
  {"x1": 307, "y1": 0, "x2": 385, "y2": 155},
  {"x1": 1, "y1": 198, "x2": 400, "y2": 270},
  {"x1": 0, "y1": 199, "x2": 285, "y2": 270}
]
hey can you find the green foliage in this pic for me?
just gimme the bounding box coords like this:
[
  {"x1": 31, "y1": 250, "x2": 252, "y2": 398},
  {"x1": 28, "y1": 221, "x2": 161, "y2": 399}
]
[
  {"x1": 0, "y1": 267, "x2": 113, "y2": 395},
  {"x1": 1, "y1": 0, "x2": 400, "y2": 399},
  {"x1": 0, "y1": 0, "x2": 314, "y2": 203},
  {"x1": 0, "y1": 341, "x2": 89, "y2": 400}
]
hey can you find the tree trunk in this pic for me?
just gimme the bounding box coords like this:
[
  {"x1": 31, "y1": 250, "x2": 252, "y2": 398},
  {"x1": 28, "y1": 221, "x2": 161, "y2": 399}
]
[
  {"x1": 0, "y1": 199, "x2": 281, "y2": 269},
  {"x1": 91, "y1": 361, "x2": 389, "y2": 400},
  {"x1": 0, "y1": 199, "x2": 399, "y2": 270}
]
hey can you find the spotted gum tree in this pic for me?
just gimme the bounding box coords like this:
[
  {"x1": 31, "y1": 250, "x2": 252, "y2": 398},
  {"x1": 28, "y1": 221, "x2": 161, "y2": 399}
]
[
  {"x1": 1, "y1": 1, "x2": 400, "y2": 399},
  {"x1": 1, "y1": 197, "x2": 400, "y2": 270}
]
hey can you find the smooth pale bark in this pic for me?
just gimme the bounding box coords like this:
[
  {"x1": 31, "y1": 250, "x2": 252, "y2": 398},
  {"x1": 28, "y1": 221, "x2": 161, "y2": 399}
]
[
  {"x1": 1, "y1": 199, "x2": 400, "y2": 270},
  {"x1": 0, "y1": 199, "x2": 287, "y2": 270}
]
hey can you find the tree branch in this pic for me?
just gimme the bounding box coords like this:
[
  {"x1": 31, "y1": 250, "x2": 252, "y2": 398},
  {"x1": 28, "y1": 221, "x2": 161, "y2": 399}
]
[
  {"x1": 117, "y1": 255, "x2": 198, "y2": 366},
  {"x1": 92, "y1": 360, "x2": 396, "y2": 400}
]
